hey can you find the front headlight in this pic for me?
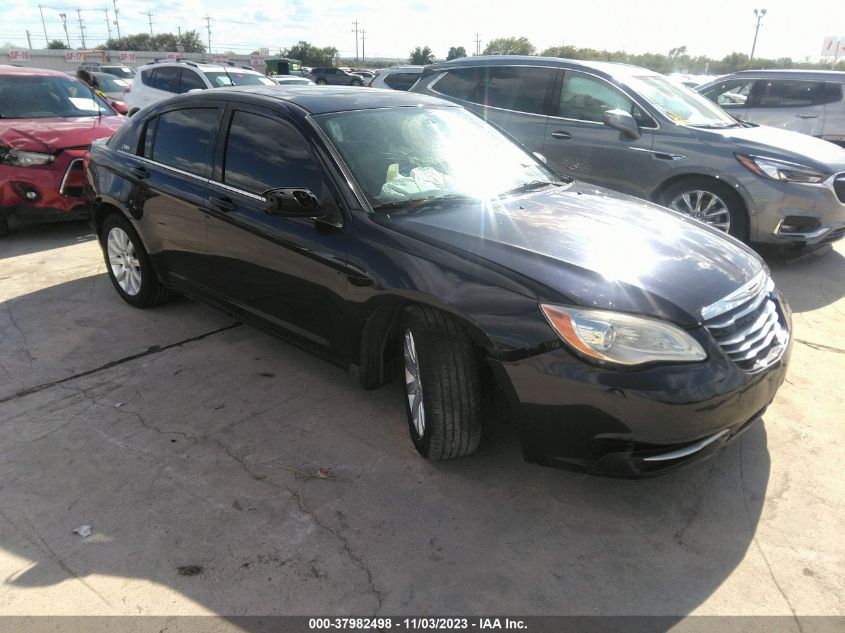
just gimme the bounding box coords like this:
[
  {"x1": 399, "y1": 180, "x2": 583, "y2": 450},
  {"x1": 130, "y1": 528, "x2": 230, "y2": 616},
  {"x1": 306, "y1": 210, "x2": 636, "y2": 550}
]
[
  {"x1": 736, "y1": 153, "x2": 829, "y2": 184},
  {"x1": 2, "y1": 150, "x2": 55, "y2": 167},
  {"x1": 540, "y1": 304, "x2": 707, "y2": 366}
]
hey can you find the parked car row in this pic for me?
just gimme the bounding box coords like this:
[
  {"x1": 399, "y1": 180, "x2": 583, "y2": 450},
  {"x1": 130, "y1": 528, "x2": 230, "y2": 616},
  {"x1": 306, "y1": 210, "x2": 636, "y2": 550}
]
[{"x1": 4, "y1": 57, "x2": 840, "y2": 478}]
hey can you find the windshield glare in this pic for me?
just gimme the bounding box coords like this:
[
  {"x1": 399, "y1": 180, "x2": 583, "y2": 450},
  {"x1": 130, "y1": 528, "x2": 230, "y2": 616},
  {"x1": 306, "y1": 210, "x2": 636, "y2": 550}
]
[
  {"x1": 0, "y1": 76, "x2": 113, "y2": 119},
  {"x1": 316, "y1": 107, "x2": 558, "y2": 207},
  {"x1": 626, "y1": 75, "x2": 737, "y2": 127}
]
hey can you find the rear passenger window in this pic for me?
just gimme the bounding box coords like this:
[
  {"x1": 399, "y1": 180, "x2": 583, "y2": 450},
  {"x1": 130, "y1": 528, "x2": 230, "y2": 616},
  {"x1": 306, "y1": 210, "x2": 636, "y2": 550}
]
[
  {"x1": 700, "y1": 79, "x2": 755, "y2": 108},
  {"x1": 384, "y1": 72, "x2": 421, "y2": 91},
  {"x1": 222, "y1": 111, "x2": 322, "y2": 196},
  {"x1": 178, "y1": 70, "x2": 205, "y2": 93},
  {"x1": 435, "y1": 67, "x2": 484, "y2": 103},
  {"x1": 151, "y1": 108, "x2": 219, "y2": 177},
  {"x1": 141, "y1": 116, "x2": 157, "y2": 157},
  {"x1": 751, "y1": 80, "x2": 824, "y2": 107},
  {"x1": 484, "y1": 66, "x2": 554, "y2": 115},
  {"x1": 140, "y1": 69, "x2": 154, "y2": 86},
  {"x1": 151, "y1": 67, "x2": 180, "y2": 93}
]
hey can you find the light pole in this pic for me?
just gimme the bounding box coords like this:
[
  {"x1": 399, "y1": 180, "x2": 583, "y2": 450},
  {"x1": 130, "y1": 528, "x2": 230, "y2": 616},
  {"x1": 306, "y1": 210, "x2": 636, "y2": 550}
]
[
  {"x1": 59, "y1": 12, "x2": 70, "y2": 48},
  {"x1": 750, "y1": 8, "x2": 766, "y2": 63}
]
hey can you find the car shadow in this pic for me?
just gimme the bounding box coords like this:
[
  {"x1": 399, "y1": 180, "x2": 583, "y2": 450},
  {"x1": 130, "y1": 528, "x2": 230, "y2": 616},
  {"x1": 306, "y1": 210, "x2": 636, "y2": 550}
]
[
  {"x1": 0, "y1": 220, "x2": 96, "y2": 261},
  {"x1": 0, "y1": 273, "x2": 769, "y2": 627},
  {"x1": 760, "y1": 244, "x2": 845, "y2": 313}
]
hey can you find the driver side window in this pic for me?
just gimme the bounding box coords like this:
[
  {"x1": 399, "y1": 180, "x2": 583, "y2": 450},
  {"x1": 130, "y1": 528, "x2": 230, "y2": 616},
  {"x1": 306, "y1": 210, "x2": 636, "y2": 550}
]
[{"x1": 558, "y1": 72, "x2": 651, "y2": 126}]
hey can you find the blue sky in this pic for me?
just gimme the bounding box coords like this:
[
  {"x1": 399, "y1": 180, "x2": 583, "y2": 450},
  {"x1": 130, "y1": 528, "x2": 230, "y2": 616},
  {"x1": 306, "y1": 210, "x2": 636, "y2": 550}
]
[{"x1": 6, "y1": 0, "x2": 844, "y2": 62}]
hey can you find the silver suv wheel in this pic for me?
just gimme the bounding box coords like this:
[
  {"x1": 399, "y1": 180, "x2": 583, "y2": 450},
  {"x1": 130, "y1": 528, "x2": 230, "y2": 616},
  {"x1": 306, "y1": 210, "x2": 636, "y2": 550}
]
[{"x1": 669, "y1": 190, "x2": 731, "y2": 233}]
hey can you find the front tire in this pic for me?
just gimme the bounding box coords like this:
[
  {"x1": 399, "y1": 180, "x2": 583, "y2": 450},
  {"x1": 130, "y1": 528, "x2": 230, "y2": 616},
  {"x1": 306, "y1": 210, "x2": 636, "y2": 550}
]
[
  {"x1": 315, "y1": 78, "x2": 327, "y2": 85},
  {"x1": 401, "y1": 306, "x2": 482, "y2": 461},
  {"x1": 661, "y1": 177, "x2": 748, "y2": 241},
  {"x1": 100, "y1": 212, "x2": 172, "y2": 308}
]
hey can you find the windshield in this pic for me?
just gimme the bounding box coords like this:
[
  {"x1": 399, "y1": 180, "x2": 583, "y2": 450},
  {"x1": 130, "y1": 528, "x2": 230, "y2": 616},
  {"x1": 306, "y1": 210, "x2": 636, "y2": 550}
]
[
  {"x1": 96, "y1": 75, "x2": 129, "y2": 93},
  {"x1": 625, "y1": 75, "x2": 738, "y2": 128},
  {"x1": 0, "y1": 75, "x2": 113, "y2": 119},
  {"x1": 204, "y1": 71, "x2": 275, "y2": 87},
  {"x1": 315, "y1": 106, "x2": 561, "y2": 208},
  {"x1": 104, "y1": 66, "x2": 135, "y2": 79}
]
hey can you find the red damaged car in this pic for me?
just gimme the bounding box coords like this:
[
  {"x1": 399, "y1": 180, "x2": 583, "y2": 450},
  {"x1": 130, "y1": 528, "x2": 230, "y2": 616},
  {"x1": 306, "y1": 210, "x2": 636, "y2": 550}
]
[{"x1": 0, "y1": 65, "x2": 124, "y2": 235}]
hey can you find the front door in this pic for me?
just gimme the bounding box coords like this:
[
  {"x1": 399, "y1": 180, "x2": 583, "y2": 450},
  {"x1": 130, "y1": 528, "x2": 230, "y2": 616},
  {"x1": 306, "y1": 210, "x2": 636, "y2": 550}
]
[
  {"x1": 746, "y1": 78, "x2": 827, "y2": 136},
  {"x1": 203, "y1": 106, "x2": 349, "y2": 356}
]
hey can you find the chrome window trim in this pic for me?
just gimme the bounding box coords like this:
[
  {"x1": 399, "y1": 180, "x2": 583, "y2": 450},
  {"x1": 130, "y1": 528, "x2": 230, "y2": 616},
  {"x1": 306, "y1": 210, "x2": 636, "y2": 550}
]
[{"x1": 117, "y1": 150, "x2": 210, "y2": 185}]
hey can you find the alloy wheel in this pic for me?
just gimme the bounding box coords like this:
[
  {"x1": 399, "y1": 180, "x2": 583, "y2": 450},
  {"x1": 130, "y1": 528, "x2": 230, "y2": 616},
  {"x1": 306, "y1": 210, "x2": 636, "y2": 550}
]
[
  {"x1": 107, "y1": 226, "x2": 142, "y2": 295},
  {"x1": 669, "y1": 190, "x2": 731, "y2": 233},
  {"x1": 404, "y1": 329, "x2": 425, "y2": 438}
]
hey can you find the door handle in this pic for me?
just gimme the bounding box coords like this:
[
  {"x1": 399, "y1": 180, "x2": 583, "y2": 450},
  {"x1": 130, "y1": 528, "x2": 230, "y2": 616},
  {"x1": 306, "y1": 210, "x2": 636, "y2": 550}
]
[
  {"x1": 795, "y1": 113, "x2": 819, "y2": 119},
  {"x1": 208, "y1": 195, "x2": 237, "y2": 213},
  {"x1": 550, "y1": 130, "x2": 572, "y2": 140},
  {"x1": 128, "y1": 166, "x2": 149, "y2": 179}
]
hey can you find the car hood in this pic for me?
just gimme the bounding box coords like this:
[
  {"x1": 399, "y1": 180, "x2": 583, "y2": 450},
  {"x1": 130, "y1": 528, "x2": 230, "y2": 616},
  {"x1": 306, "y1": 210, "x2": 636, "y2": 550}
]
[
  {"x1": 383, "y1": 183, "x2": 764, "y2": 327},
  {"x1": 690, "y1": 124, "x2": 845, "y2": 171},
  {"x1": 0, "y1": 116, "x2": 124, "y2": 153}
]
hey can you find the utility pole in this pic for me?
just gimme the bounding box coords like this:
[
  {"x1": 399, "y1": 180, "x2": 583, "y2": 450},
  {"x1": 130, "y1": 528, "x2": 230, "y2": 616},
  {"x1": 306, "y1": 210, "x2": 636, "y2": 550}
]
[
  {"x1": 474, "y1": 33, "x2": 481, "y2": 56},
  {"x1": 26, "y1": 30, "x2": 32, "y2": 49},
  {"x1": 59, "y1": 13, "x2": 70, "y2": 48},
  {"x1": 104, "y1": 7, "x2": 112, "y2": 43},
  {"x1": 749, "y1": 8, "x2": 767, "y2": 63},
  {"x1": 352, "y1": 20, "x2": 359, "y2": 66},
  {"x1": 112, "y1": 0, "x2": 121, "y2": 40},
  {"x1": 204, "y1": 16, "x2": 212, "y2": 53},
  {"x1": 360, "y1": 29, "x2": 365, "y2": 65},
  {"x1": 146, "y1": 11, "x2": 154, "y2": 37},
  {"x1": 76, "y1": 7, "x2": 86, "y2": 49},
  {"x1": 38, "y1": 5, "x2": 48, "y2": 45}
]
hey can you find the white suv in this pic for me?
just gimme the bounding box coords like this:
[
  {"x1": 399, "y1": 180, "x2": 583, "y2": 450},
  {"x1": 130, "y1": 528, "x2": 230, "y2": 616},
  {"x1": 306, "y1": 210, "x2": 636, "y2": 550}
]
[
  {"x1": 368, "y1": 65, "x2": 423, "y2": 91},
  {"x1": 127, "y1": 60, "x2": 275, "y2": 115}
]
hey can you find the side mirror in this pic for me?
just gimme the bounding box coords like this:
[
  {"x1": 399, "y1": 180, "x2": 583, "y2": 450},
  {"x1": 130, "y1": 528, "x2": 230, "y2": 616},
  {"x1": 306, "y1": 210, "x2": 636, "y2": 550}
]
[
  {"x1": 603, "y1": 109, "x2": 641, "y2": 140},
  {"x1": 265, "y1": 188, "x2": 324, "y2": 217}
]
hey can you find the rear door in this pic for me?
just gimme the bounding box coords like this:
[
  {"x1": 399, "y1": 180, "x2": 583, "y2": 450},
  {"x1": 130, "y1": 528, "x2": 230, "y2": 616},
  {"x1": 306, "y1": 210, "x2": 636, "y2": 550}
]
[
  {"x1": 746, "y1": 78, "x2": 826, "y2": 136},
  {"x1": 123, "y1": 106, "x2": 221, "y2": 283},
  {"x1": 431, "y1": 65, "x2": 554, "y2": 158},
  {"x1": 203, "y1": 105, "x2": 350, "y2": 356},
  {"x1": 542, "y1": 70, "x2": 656, "y2": 197}
]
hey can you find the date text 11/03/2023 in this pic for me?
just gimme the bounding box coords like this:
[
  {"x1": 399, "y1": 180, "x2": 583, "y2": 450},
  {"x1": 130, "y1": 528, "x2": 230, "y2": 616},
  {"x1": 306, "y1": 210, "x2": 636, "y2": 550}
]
[{"x1": 308, "y1": 618, "x2": 527, "y2": 630}]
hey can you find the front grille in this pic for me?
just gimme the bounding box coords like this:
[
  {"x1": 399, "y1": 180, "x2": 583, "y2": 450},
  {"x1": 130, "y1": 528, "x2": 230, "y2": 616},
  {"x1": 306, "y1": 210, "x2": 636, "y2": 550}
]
[
  {"x1": 834, "y1": 175, "x2": 845, "y2": 204},
  {"x1": 702, "y1": 271, "x2": 789, "y2": 372}
]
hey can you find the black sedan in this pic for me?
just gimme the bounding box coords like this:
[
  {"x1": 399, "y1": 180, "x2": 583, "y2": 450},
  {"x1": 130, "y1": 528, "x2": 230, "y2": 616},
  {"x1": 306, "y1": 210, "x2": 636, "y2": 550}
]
[{"x1": 84, "y1": 87, "x2": 792, "y2": 476}]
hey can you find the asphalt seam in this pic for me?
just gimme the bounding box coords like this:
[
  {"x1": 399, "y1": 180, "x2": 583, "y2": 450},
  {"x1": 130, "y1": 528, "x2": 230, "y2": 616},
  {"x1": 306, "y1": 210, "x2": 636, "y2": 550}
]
[
  {"x1": 794, "y1": 338, "x2": 845, "y2": 355},
  {"x1": 0, "y1": 323, "x2": 241, "y2": 405}
]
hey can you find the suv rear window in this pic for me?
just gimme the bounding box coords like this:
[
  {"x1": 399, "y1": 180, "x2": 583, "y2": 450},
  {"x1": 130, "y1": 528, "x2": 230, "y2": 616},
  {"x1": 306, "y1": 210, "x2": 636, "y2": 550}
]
[
  {"x1": 151, "y1": 108, "x2": 219, "y2": 177},
  {"x1": 150, "y1": 67, "x2": 180, "y2": 93},
  {"x1": 435, "y1": 66, "x2": 554, "y2": 116},
  {"x1": 384, "y1": 72, "x2": 421, "y2": 91}
]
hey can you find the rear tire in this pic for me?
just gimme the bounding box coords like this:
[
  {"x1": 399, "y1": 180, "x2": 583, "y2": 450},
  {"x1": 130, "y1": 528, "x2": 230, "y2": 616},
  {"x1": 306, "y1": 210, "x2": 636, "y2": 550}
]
[
  {"x1": 315, "y1": 78, "x2": 327, "y2": 85},
  {"x1": 351, "y1": 79, "x2": 363, "y2": 87},
  {"x1": 400, "y1": 306, "x2": 482, "y2": 461},
  {"x1": 100, "y1": 212, "x2": 172, "y2": 308},
  {"x1": 660, "y1": 177, "x2": 749, "y2": 242}
]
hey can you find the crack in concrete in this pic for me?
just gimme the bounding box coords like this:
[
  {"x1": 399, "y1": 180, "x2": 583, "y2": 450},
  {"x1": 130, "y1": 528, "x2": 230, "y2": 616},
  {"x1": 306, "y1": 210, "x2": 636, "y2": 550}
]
[
  {"x1": 0, "y1": 323, "x2": 241, "y2": 405},
  {"x1": 3, "y1": 302, "x2": 35, "y2": 371},
  {"x1": 738, "y1": 439, "x2": 804, "y2": 633},
  {"x1": 794, "y1": 339, "x2": 845, "y2": 355}
]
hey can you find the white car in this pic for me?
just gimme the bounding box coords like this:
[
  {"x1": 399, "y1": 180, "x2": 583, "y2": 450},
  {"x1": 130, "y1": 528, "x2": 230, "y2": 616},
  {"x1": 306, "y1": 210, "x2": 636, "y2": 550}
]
[
  {"x1": 127, "y1": 60, "x2": 275, "y2": 115},
  {"x1": 269, "y1": 75, "x2": 315, "y2": 86},
  {"x1": 368, "y1": 65, "x2": 423, "y2": 91}
]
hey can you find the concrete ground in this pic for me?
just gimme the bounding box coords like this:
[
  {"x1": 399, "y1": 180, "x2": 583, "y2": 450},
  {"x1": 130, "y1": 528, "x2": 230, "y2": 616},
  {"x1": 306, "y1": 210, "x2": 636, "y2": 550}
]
[{"x1": 0, "y1": 221, "x2": 843, "y2": 621}]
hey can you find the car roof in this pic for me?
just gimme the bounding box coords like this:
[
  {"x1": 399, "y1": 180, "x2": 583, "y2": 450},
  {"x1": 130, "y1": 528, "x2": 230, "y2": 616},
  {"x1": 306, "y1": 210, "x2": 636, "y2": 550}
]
[
  {"x1": 137, "y1": 60, "x2": 259, "y2": 73},
  {"x1": 727, "y1": 69, "x2": 845, "y2": 82},
  {"x1": 0, "y1": 64, "x2": 72, "y2": 78},
  {"x1": 384, "y1": 65, "x2": 423, "y2": 73},
  {"x1": 168, "y1": 85, "x2": 456, "y2": 114},
  {"x1": 425, "y1": 55, "x2": 660, "y2": 79}
]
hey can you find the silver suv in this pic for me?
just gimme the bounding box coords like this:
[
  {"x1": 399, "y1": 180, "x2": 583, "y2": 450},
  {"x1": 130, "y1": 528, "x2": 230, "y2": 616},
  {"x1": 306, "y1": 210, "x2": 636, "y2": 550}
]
[
  {"x1": 412, "y1": 56, "x2": 845, "y2": 246},
  {"x1": 698, "y1": 70, "x2": 845, "y2": 148},
  {"x1": 127, "y1": 60, "x2": 274, "y2": 115}
]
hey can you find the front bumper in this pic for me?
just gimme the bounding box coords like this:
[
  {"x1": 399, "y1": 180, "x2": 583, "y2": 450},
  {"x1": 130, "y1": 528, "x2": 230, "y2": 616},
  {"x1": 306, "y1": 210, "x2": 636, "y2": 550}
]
[
  {"x1": 0, "y1": 149, "x2": 88, "y2": 222},
  {"x1": 741, "y1": 173, "x2": 845, "y2": 245},
  {"x1": 490, "y1": 329, "x2": 791, "y2": 477}
]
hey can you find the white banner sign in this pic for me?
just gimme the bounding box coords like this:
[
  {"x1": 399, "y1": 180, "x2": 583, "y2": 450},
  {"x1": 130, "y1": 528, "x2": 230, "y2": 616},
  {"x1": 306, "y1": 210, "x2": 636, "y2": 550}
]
[
  {"x1": 8, "y1": 49, "x2": 30, "y2": 62},
  {"x1": 212, "y1": 54, "x2": 229, "y2": 62},
  {"x1": 250, "y1": 55, "x2": 265, "y2": 67},
  {"x1": 822, "y1": 36, "x2": 842, "y2": 57},
  {"x1": 118, "y1": 51, "x2": 136, "y2": 63}
]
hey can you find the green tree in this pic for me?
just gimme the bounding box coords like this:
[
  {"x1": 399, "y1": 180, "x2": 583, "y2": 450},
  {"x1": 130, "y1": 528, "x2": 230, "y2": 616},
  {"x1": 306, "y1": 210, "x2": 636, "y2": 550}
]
[
  {"x1": 409, "y1": 46, "x2": 435, "y2": 65},
  {"x1": 483, "y1": 36, "x2": 535, "y2": 56},
  {"x1": 282, "y1": 41, "x2": 338, "y2": 66},
  {"x1": 47, "y1": 39, "x2": 69, "y2": 49},
  {"x1": 446, "y1": 46, "x2": 466, "y2": 61},
  {"x1": 97, "y1": 31, "x2": 205, "y2": 53}
]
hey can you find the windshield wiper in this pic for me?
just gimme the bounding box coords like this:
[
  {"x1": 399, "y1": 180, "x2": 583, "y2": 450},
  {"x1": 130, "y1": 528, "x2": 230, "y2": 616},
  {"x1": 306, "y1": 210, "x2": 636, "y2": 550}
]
[
  {"x1": 371, "y1": 194, "x2": 477, "y2": 213},
  {"x1": 500, "y1": 180, "x2": 567, "y2": 196}
]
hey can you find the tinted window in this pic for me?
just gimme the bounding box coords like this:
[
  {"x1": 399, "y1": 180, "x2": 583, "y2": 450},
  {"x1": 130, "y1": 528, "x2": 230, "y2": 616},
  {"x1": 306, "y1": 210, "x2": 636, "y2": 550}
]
[
  {"x1": 822, "y1": 82, "x2": 844, "y2": 105},
  {"x1": 383, "y1": 72, "x2": 421, "y2": 91},
  {"x1": 141, "y1": 69, "x2": 154, "y2": 86},
  {"x1": 558, "y1": 72, "x2": 637, "y2": 123},
  {"x1": 435, "y1": 67, "x2": 483, "y2": 102},
  {"x1": 751, "y1": 80, "x2": 824, "y2": 107},
  {"x1": 152, "y1": 108, "x2": 218, "y2": 177},
  {"x1": 484, "y1": 66, "x2": 554, "y2": 115},
  {"x1": 700, "y1": 79, "x2": 755, "y2": 108},
  {"x1": 141, "y1": 116, "x2": 157, "y2": 157},
  {"x1": 178, "y1": 69, "x2": 206, "y2": 93},
  {"x1": 223, "y1": 111, "x2": 322, "y2": 196},
  {"x1": 151, "y1": 67, "x2": 180, "y2": 93}
]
